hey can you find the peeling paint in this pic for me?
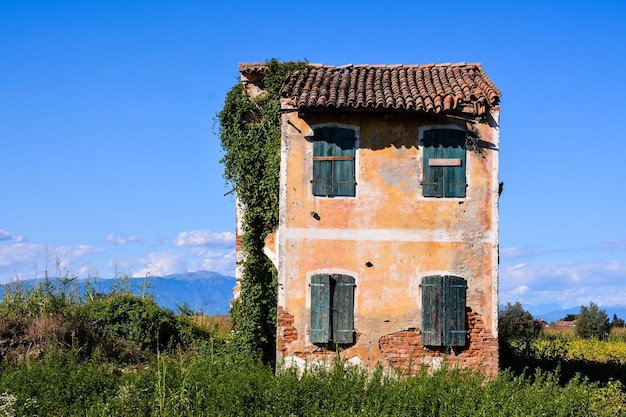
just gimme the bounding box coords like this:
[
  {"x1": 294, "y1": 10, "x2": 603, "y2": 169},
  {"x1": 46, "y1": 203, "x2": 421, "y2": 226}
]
[{"x1": 270, "y1": 109, "x2": 500, "y2": 375}]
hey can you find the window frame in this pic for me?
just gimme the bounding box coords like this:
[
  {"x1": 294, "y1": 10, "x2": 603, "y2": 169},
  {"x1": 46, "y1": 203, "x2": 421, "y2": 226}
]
[
  {"x1": 420, "y1": 127, "x2": 467, "y2": 198},
  {"x1": 310, "y1": 125, "x2": 358, "y2": 198}
]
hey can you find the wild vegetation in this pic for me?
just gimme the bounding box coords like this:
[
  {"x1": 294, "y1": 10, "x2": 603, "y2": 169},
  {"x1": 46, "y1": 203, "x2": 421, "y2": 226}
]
[
  {"x1": 500, "y1": 302, "x2": 626, "y2": 387},
  {"x1": 217, "y1": 59, "x2": 309, "y2": 362},
  {"x1": 0, "y1": 276, "x2": 624, "y2": 416}
]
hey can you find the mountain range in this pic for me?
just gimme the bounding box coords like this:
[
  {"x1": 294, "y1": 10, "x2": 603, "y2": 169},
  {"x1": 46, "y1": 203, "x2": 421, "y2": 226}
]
[
  {"x1": 504, "y1": 302, "x2": 626, "y2": 323},
  {"x1": 0, "y1": 271, "x2": 235, "y2": 316},
  {"x1": 4, "y1": 271, "x2": 624, "y2": 322}
]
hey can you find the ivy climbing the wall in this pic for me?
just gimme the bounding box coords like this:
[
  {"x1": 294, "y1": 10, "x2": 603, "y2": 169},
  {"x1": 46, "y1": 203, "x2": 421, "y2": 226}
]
[{"x1": 218, "y1": 59, "x2": 309, "y2": 362}]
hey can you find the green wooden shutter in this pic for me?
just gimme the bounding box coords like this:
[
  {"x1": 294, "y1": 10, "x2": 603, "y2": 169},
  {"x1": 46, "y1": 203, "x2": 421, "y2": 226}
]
[
  {"x1": 333, "y1": 130, "x2": 356, "y2": 197},
  {"x1": 422, "y1": 275, "x2": 443, "y2": 346},
  {"x1": 310, "y1": 274, "x2": 330, "y2": 343},
  {"x1": 332, "y1": 274, "x2": 355, "y2": 343},
  {"x1": 312, "y1": 127, "x2": 355, "y2": 197},
  {"x1": 422, "y1": 131, "x2": 443, "y2": 197},
  {"x1": 443, "y1": 130, "x2": 466, "y2": 198},
  {"x1": 312, "y1": 127, "x2": 332, "y2": 196},
  {"x1": 423, "y1": 129, "x2": 466, "y2": 198},
  {"x1": 443, "y1": 275, "x2": 467, "y2": 346},
  {"x1": 422, "y1": 275, "x2": 467, "y2": 346}
]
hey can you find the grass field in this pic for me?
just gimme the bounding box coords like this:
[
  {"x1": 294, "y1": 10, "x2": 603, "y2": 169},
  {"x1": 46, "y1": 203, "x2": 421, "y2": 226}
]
[{"x1": 0, "y1": 278, "x2": 625, "y2": 416}]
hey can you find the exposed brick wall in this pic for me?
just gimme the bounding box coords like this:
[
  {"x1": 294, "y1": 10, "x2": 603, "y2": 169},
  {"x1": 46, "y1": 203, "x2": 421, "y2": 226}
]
[
  {"x1": 379, "y1": 308, "x2": 498, "y2": 376},
  {"x1": 277, "y1": 306, "x2": 298, "y2": 356},
  {"x1": 277, "y1": 306, "x2": 361, "y2": 360}
]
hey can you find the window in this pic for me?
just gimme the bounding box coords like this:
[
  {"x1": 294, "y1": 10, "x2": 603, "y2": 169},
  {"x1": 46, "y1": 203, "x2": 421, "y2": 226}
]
[
  {"x1": 312, "y1": 127, "x2": 356, "y2": 197},
  {"x1": 421, "y1": 275, "x2": 467, "y2": 347},
  {"x1": 422, "y1": 129, "x2": 466, "y2": 198},
  {"x1": 310, "y1": 274, "x2": 355, "y2": 344}
]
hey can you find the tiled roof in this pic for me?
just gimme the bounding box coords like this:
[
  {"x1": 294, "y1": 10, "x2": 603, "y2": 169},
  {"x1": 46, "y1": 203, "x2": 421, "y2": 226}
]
[
  {"x1": 239, "y1": 62, "x2": 267, "y2": 75},
  {"x1": 279, "y1": 63, "x2": 501, "y2": 116}
]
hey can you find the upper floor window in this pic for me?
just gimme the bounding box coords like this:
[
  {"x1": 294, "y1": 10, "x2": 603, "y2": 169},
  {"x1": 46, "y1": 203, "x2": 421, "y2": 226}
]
[
  {"x1": 312, "y1": 127, "x2": 356, "y2": 197},
  {"x1": 422, "y1": 129, "x2": 466, "y2": 198}
]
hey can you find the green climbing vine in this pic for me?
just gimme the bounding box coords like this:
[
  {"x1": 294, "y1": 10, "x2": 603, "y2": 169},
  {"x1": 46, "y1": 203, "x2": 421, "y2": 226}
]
[{"x1": 217, "y1": 59, "x2": 309, "y2": 362}]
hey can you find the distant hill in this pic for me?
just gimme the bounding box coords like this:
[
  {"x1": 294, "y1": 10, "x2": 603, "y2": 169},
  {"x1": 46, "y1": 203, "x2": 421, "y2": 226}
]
[
  {"x1": 0, "y1": 271, "x2": 235, "y2": 315},
  {"x1": 501, "y1": 303, "x2": 626, "y2": 323}
]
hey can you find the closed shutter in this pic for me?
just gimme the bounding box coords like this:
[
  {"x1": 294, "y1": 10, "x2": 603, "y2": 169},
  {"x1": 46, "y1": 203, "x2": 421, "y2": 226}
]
[
  {"x1": 422, "y1": 275, "x2": 443, "y2": 346},
  {"x1": 312, "y1": 127, "x2": 356, "y2": 197},
  {"x1": 332, "y1": 274, "x2": 355, "y2": 344},
  {"x1": 444, "y1": 275, "x2": 467, "y2": 346},
  {"x1": 423, "y1": 129, "x2": 466, "y2": 198},
  {"x1": 422, "y1": 275, "x2": 467, "y2": 347},
  {"x1": 333, "y1": 131, "x2": 356, "y2": 197},
  {"x1": 443, "y1": 131, "x2": 466, "y2": 198},
  {"x1": 312, "y1": 128, "x2": 333, "y2": 196},
  {"x1": 310, "y1": 274, "x2": 330, "y2": 343},
  {"x1": 423, "y1": 134, "x2": 443, "y2": 197}
]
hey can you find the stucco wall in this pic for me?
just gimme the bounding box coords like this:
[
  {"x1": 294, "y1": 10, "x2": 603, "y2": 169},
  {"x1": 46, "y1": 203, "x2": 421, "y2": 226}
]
[{"x1": 273, "y1": 108, "x2": 500, "y2": 374}]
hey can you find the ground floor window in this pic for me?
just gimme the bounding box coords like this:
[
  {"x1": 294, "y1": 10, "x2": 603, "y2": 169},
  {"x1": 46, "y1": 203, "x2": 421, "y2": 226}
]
[
  {"x1": 421, "y1": 275, "x2": 467, "y2": 346},
  {"x1": 310, "y1": 274, "x2": 355, "y2": 344}
]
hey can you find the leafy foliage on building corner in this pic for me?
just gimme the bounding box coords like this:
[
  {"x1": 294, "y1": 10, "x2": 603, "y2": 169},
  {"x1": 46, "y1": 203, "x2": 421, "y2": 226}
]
[{"x1": 217, "y1": 59, "x2": 309, "y2": 362}]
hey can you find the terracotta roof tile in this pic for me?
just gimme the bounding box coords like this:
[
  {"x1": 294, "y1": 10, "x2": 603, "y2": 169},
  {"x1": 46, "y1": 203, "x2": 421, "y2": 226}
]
[
  {"x1": 279, "y1": 63, "x2": 501, "y2": 116},
  {"x1": 238, "y1": 62, "x2": 267, "y2": 75}
]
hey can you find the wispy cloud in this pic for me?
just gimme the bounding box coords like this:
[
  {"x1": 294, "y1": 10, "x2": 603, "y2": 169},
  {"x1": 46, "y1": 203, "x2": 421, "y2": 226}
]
[
  {"x1": 172, "y1": 230, "x2": 235, "y2": 248},
  {"x1": 188, "y1": 248, "x2": 236, "y2": 275},
  {"x1": 0, "y1": 243, "x2": 104, "y2": 280},
  {"x1": 104, "y1": 234, "x2": 141, "y2": 245},
  {"x1": 500, "y1": 246, "x2": 544, "y2": 260},
  {"x1": 120, "y1": 246, "x2": 236, "y2": 279},
  {"x1": 131, "y1": 250, "x2": 189, "y2": 278},
  {"x1": 600, "y1": 239, "x2": 626, "y2": 252},
  {"x1": 0, "y1": 229, "x2": 25, "y2": 242},
  {"x1": 500, "y1": 260, "x2": 626, "y2": 308}
]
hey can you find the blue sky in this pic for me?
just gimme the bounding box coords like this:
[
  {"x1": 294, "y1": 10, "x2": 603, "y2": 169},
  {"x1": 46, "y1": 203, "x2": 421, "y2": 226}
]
[{"x1": 1, "y1": 0, "x2": 625, "y2": 309}]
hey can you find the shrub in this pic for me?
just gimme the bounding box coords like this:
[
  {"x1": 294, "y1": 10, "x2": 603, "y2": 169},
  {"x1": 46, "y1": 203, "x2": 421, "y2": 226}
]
[
  {"x1": 499, "y1": 302, "x2": 542, "y2": 343},
  {"x1": 79, "y1": 293, "x2": 211, "y2": 359},
  {"x1": 576, "y1": 302, "x2": 610, "y2": 340}
]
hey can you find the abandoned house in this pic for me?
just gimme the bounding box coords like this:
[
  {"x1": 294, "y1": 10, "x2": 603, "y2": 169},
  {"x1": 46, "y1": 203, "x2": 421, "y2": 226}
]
[{"x1": 236, "y1": 62, "x2": 502, "y2": 375}]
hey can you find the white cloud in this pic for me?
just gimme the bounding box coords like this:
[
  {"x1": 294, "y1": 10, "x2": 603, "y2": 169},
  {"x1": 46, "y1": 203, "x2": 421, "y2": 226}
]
[
  {"x1": 130, "y1": 250, "x2": 190, "y2": 278},
  {"x1": 600, "y1": 239, "x2": 626, "y2": 252},
  {"x1": 172, "y1": 230, "x2": 235, "y2": 248},
  {"x1": 0, "y1": 229, "x2": 25, "y2": 242},
  {"x1": 120, "y1": 245, "x2": 236, "y2": 279},
  {"x1": 500, "y1": 246, "x2": 543, "y2": 260},
  {"x1": 500, "y1": 260, "x2": 626, "y2": 308},
  {"x1": 510, "y1": 285, "x2": 529, "y2": 295},
  {"x1": 104, "y1": 234, "x2": 141, "y2": 245},
  {"x1": 0, "y1": 243, "x2": 104, "y2": 281},
  {"x1": 0, "y1": 243, "x2": 44, "y2": 268},
  {"x1": 188, "y1": 248, "x2": 236, "y2": 275}
]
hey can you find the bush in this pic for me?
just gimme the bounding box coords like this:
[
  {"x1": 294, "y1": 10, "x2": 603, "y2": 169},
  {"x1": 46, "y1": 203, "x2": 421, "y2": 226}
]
[
  {"x1": 499, "y1": 302, "x2": 542, "y2": 343},
  {"x1": 78, "y1": 293, "x2": 212, "y2": 360},
  {"x1": 576, "y1": 302, "x2": 610, "y2": 340}
]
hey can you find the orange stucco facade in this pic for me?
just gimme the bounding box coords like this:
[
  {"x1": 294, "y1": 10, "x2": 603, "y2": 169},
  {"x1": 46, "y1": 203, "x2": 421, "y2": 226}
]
[{"x1": 269, "y1": 108, "x2": 500, "y2": 374}]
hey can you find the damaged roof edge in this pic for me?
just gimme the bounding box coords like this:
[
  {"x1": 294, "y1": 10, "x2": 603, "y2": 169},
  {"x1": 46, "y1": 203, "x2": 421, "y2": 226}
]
[{"x1": 238, "y1": 61, "x2": 501, "y2": 116}]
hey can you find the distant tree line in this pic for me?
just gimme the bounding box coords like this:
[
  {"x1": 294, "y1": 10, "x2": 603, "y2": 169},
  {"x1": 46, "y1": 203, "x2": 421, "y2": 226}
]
[{"x1": 499, "y1": 301, "x2": 619, "y2": 342}]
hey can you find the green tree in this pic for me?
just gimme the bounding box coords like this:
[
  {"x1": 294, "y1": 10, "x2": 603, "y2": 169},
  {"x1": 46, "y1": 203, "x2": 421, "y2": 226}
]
[
  {"x1": 575, "y1": 302, "x2": 610, "y2": 340},
  {"x1": 563, "y1": 313, "x2": 578, "y2": 322},
  {"x1": 499, "y1": 302, "x2": 542, "y2": 344},
  {"x1": 611, "y1": 313, "x2": 625, "y2": 328}
]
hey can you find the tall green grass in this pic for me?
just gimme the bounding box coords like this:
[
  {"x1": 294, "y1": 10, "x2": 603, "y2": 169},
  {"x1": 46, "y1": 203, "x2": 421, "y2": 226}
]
[{"x1": 0, "y1": 277, "x2": 624, "y2": 416}]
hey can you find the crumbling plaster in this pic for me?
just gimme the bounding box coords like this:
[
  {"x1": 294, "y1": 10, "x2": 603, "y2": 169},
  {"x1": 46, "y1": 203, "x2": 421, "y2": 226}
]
[{"x1": 268, "y1": 106, "x2": 500, "y2": 373}]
